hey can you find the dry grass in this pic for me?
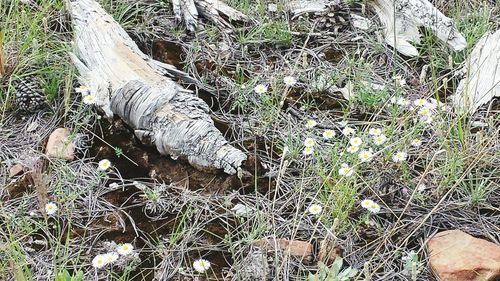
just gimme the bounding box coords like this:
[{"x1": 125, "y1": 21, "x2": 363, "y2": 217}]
[{"x1": 0, "y1": 0, "x2": 499, "y2": 280}]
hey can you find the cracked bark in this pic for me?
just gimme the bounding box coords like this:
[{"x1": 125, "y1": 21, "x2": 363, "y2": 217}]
[{"x1": 67, "y1": 0, "x2": 246, "y2": 174}]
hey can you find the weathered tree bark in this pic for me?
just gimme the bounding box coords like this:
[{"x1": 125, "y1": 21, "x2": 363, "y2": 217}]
[
  {"x1": 369, "y1": 0, "x2": 466, "y2": 57},
  {"x1": 288, "y1": 0, "x2": 466, "y2": 57},
  {"x1": 67, "y1": 0, "x2": 246, "y2": 174},
  {"x1": 452, "y1": 29, "x2": 500, "y2": 114},
  {"x1": 172, "y1": 0, "x2": 248, "y2": 32}
]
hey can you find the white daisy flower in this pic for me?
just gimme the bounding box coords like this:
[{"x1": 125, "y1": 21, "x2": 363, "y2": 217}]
[
  {"x1": 305, "y1": 120, "x2": 317, "y2": 128},
  {"x1": 373, "y1": 134, "x2": 387, "y2": 146},
  {"x1": 349, "y1": 137, "x2": 363, "y2": 147},
  {"x1": 283, "y1": 76, "x2": 297, "y2": 86},
  {"x1": 413, "y1": 98, "x2": 428, "y2": 107},
  {"x1": 411, "y1": 138, "x2": 422, "y2": 147},
  {"x1": 116, "y1": 243, "x2": 134, "y2": 256},
  {"x1": 92, "y1": 254, "x2": 107, "y2": 269},
  {"x1": 338, "y1": 163, "x2": 353, "y2": 177},
  {"x1": 322, "y1": 129, "x2": 336, "y2": 139},
  {"x1": 342, "y1": 126, "x2": 355, "y2": 136},
  {"x1": 392, "y1": 151, "x2": 408, "y2": 163},
  {"x1": 303, "y1": 137, "x2": 315, "y2": 147},
  {"x1": 254, "y1": 84, "x2": 268, "y2": 94},
  {"x1": 303, "y1": 146, "x2": 314, "y2": 156},
  {"x1": 83, "y1": 94, "x2": 96, "y2": 105},
  {"x1": 390, "y1": 97, "x2": 409, "y2": 106},
  {"x1": 418, "y1": 107, "x2": 432, "y2": 118},
  {"x1": 417, "y1": 184, "x2": 427, "y2": 192},
  {"x1": 361, "y1": 199, "x2": 373, "y2": 209},
  {"x1": 104, "y1": 252, "x2": 119, "y2": 264},
  {"x1": 45, "y1": 202, "x2": 58, "y2": 215},
  {"x1": 98, "y1": 159, "x2": 111, "y2": 171},
  {"x1": 308, "y1": 204, "x2": 323, "y2": 215},
  {"x1": 367, "y1": 201, "x2": 381, "y2": 213},
  {"x1": 193, "y1": 258, "x2": 211, "y2": 273},
  {"x1": 368, "y1": 128, "x2": 382, "y2": 136},
  {"x1": 75, "y1": 85, "x2": 90, "y2": 95},
  {"x1": 358, "y1": 150, "x2": 373, "y2": 162},
  {"x1": 346, "y1": 145, "x2": 359, "y2": 153}
]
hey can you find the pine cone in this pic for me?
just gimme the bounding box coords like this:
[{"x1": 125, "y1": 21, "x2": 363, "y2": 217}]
[
  {"x1": 12, "y1": 77, "x2": 47, "y2": 113},
  {"x1": 314, "y1": 6, "x2": 350, "y2": 33}
]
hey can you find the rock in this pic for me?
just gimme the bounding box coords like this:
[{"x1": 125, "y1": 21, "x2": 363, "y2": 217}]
[
  {"x1": 253, "y1": 238, "x2": 313, "y2": 262},
  {"x1": 9, "y1": 164, "x2": 24, "y2": 177},
  {"x1": 427, "y1": 230, "x2": 500, "y2": 281},
  {"x1": 45, "y1": 128, "x2": 75, "y2": 160}
]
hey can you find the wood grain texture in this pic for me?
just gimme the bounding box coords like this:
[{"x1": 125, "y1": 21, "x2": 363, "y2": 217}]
[
  {"x1": 68, "y1": 0, "x2": 246, "y2": 174},
  {"x1": 453, "y1": 29, "x2": 500, "y2": 114},
  {"x1": 371, "y1": 0, "x2": 466, "y2": 57}
]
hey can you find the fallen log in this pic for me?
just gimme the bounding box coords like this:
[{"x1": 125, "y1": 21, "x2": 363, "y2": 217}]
[
  {"x1": 370, "y1": 0, "x2": 466, "y2": 57},
  {"x1": 452, "y1": 29, "x2": 500, "y2": 114},
  {"x1": 67, "y1": 0, "x2": 246, "y2": 174}
]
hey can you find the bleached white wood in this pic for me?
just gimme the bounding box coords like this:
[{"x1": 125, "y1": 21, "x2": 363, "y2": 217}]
[
  {"x1": 288, "y1": 0, "x2": 339, "y2": 17},
  {"x1": 370, "y1": 0, "x2": 466, "y2": 57},
  {"x1": 68, "y1": 0, "x2": 246, "y2": 174},
  {"x1": 173, "y1": 0, "x2": 248, "y2": 31},
  {"x1": 453, "y1": 29, "x2": 500, "y2": 114}
]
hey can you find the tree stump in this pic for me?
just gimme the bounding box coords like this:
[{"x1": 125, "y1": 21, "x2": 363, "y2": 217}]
[{"x1": 68, "y1": 0, "x2": 246, "y2": 174}]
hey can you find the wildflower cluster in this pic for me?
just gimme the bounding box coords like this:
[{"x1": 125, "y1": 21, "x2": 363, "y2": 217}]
[
  {"x1": 361, "y1": 199, "x2": 381, "y2": 214},
  {"x1": 253, "y1": 75, "x2": 299, "y2": 96},
  {"x1": 390, "y1": 96, "x2": 445, "y2": 125},
  {"x1": 76, "y1": 85, "x2": 96, "y2": 105},
  {"x1": 92, "y1": 243, "x2": 134, "y2": 269}
]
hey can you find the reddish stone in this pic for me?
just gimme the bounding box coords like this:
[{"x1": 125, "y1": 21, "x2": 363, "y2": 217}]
[
  {"x1": 9, "y1": 164, "x2": 24, "y2": 177},
  {"x1": 45, "y1": 128, "x2": 75, "y2": 160},
  {"x1": 253, "y1": 238, "x2": 313, "y2": 262},
  {"x1": 427, "y1": 230, "x2": 500, "y2": 281}
]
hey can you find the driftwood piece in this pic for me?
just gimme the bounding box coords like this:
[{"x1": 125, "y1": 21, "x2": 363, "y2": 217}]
[
  {"x1": 452, "y1": 29, "x2": 500, "y2": 114},
  {"x1": 68, "y1": 0, "x2": 246, "y2": 174},
  {"x1": 370, "y1": 0, "x2": 466, "y2": 57},
  {"x1": 172, "y1": 0, "x2": 248, "y2": 32}
]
